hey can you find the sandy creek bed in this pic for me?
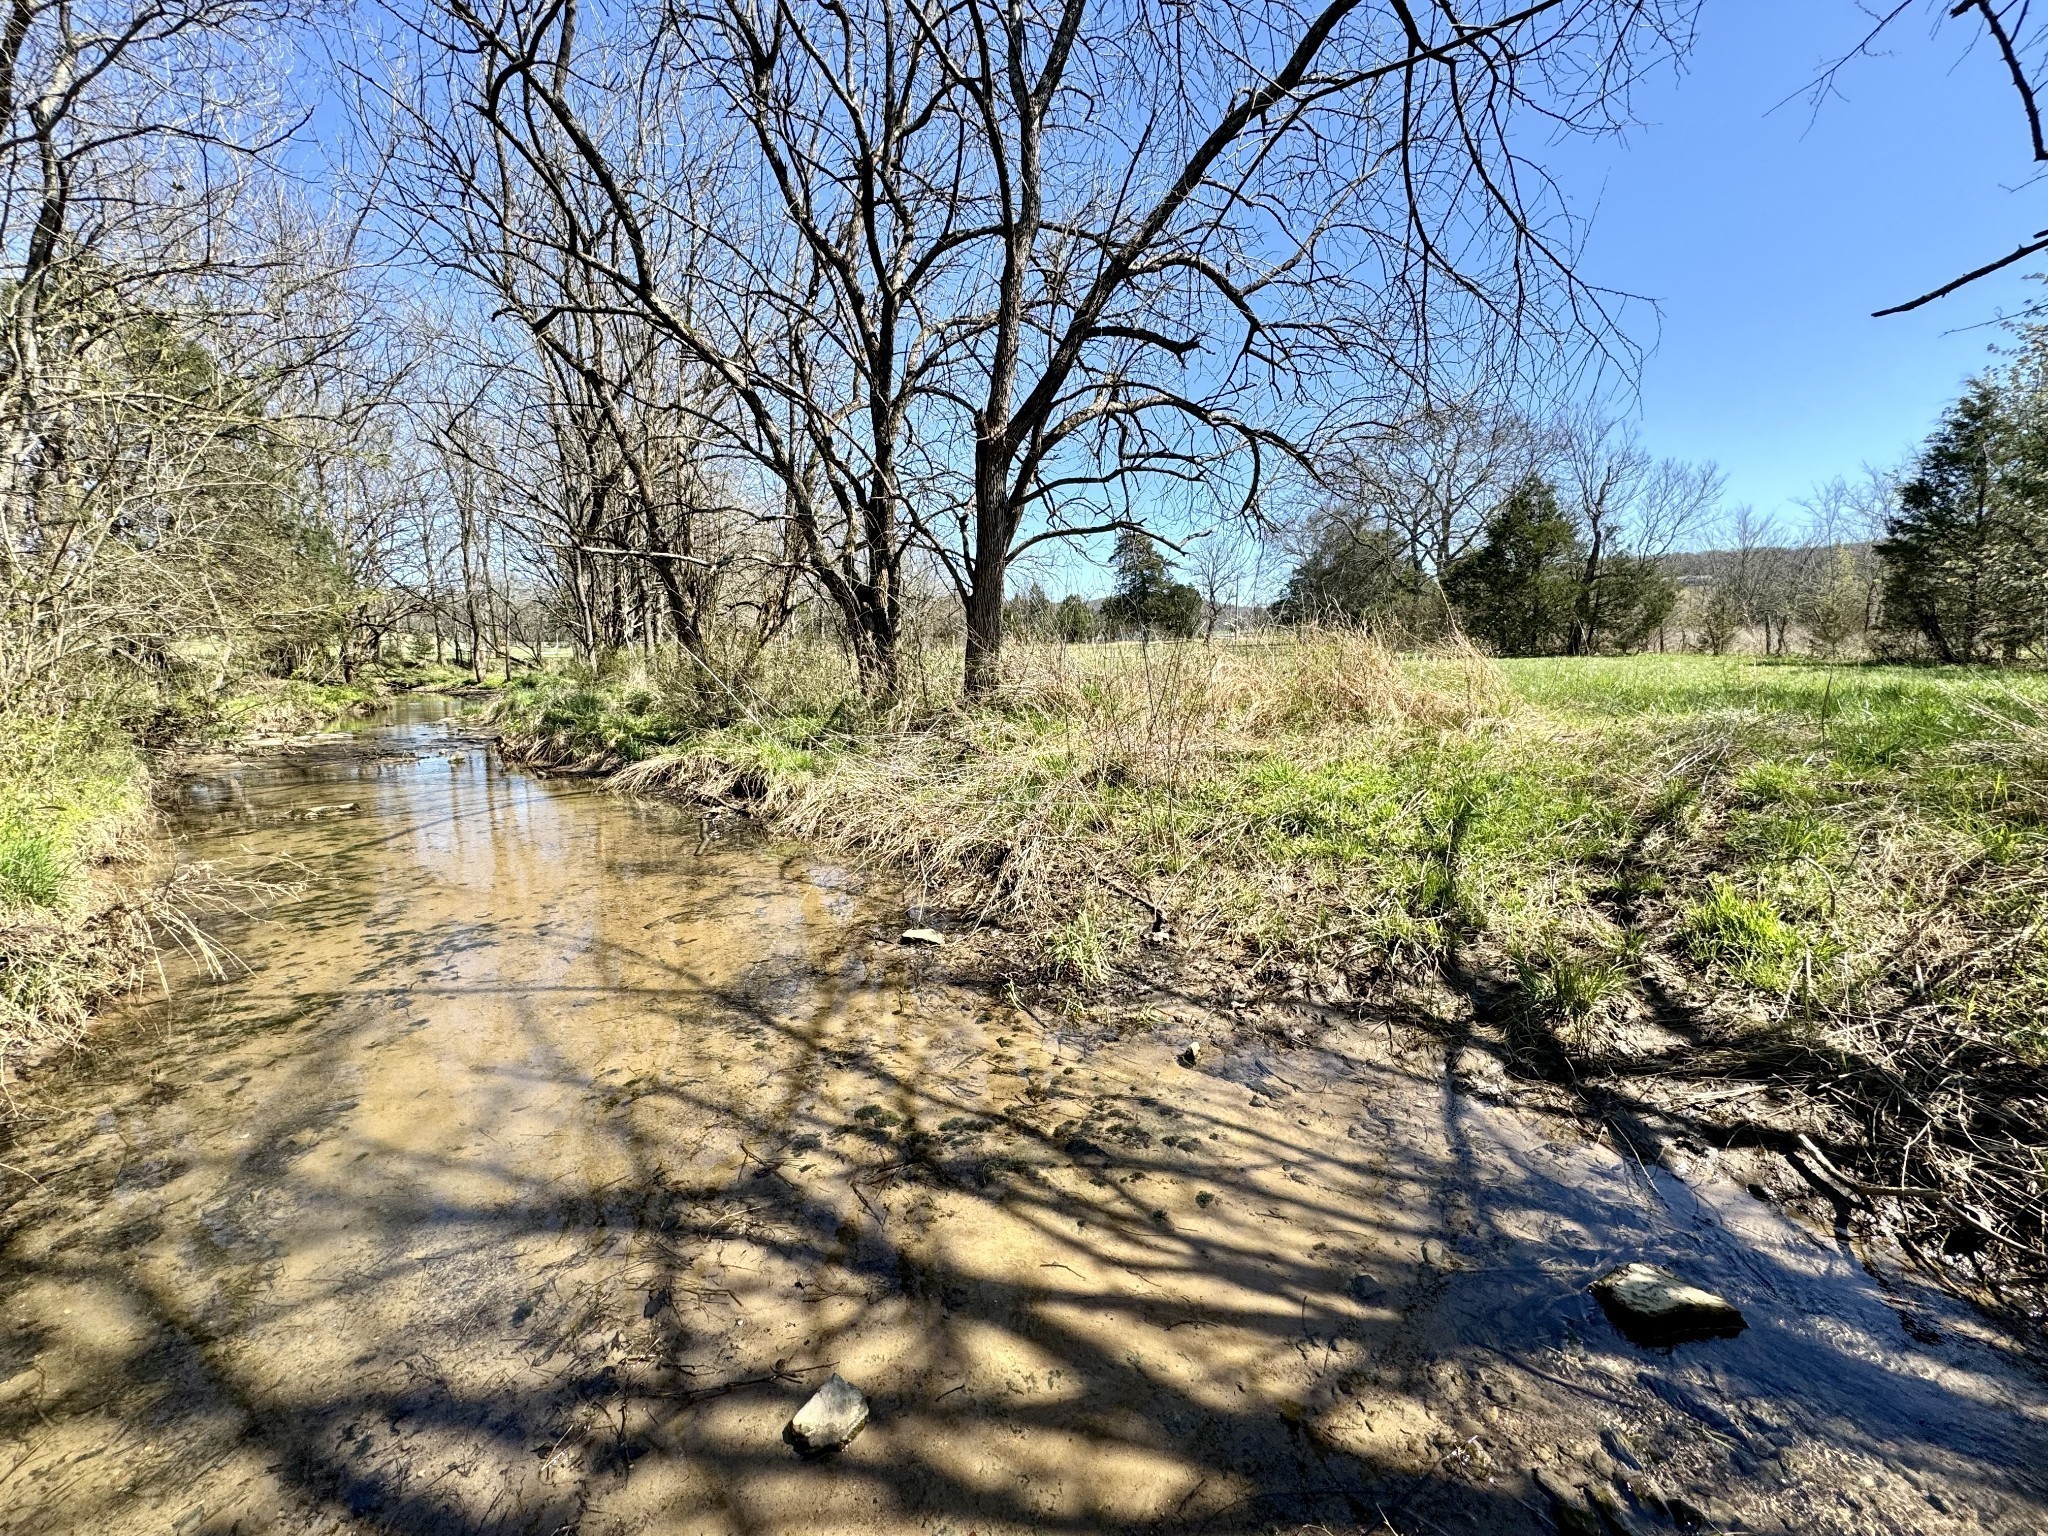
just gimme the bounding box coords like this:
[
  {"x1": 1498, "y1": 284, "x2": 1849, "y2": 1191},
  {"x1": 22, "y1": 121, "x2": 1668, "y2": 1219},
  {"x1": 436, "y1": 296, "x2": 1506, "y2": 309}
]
[{"x1": 2, "y1": 702, "x2": 2045, "y2": 1535}]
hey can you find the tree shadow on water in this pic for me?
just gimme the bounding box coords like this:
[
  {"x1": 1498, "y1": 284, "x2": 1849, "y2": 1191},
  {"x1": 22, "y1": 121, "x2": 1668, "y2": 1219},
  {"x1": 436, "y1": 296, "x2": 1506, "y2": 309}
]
[{"x1": 5, "y1": 783, "x2": 2047, "y2": 1535}]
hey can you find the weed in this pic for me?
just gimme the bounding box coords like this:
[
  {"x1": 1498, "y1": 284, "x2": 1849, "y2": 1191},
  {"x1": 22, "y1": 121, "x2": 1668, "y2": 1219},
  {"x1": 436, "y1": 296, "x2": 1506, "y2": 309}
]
[
  {"x1": 1047, "y1": 903, "x2": 1110, "y2": 986},
  {"x1": 212, "y1": 677, "x2": 385, "y2": 738},
  {"x1": 1737, "y1": 757, "x2": 1821, "y2": 807},
  {"x1": 1684, "y1": 878, "x2": 1805, "y2": 993},
  {"x1": 1513, "y1": 931, "x2": 1631, "y2": 1023},
  {"x1": 0, "y1": 820, "x2": 65, "y2": 908}
]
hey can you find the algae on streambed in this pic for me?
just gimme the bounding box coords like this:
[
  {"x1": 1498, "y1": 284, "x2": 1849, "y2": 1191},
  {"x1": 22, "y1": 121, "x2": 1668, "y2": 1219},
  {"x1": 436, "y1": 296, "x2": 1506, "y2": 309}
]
[{"x1": 0, "y1": 713, "x2": 2043, "y2": 1535}]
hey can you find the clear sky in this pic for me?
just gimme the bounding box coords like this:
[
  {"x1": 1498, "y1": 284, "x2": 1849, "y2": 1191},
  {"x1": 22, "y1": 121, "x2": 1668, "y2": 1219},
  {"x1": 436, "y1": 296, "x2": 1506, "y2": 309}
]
[
  {"x1": 1025, "y1": 2, "x2": 2044, "y2": 596},
  {"x1": 1556, "y1": 0, "x2": 2039, "y2": 531}
]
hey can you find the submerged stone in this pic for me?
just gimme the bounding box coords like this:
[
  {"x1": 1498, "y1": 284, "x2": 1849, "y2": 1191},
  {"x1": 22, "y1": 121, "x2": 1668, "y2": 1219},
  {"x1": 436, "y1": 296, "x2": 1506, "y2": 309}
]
[
  {"x1": 287, "y1": 802, "x2": 359, "y2": 821},
  {"x1": 1593, "y1": 1262, "x2": 1746, "y2": 1344},
  {"x1": 786, "y1": 1373, "x2": 869, "y2": 1453},
  {"x1": 1177, "y1": 1042, "x2": 1203, "y2": 1067},
  {"x1": 1601, "y1": 1426, "x2": 1645, "y2": 1471},
  {"x1": 899, "y1": 928, "x2": 945, "y2": 947}
]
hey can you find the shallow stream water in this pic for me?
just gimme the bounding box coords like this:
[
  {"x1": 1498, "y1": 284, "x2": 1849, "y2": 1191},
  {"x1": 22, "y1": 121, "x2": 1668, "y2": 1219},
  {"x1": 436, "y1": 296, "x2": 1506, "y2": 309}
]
[{"x1": 2, "y1": 704, "x2": 2046, "y2": 1535}]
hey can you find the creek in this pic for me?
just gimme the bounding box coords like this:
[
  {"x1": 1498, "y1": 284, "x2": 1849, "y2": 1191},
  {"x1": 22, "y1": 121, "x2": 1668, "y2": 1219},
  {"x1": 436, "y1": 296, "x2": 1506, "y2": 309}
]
[{"x1": 2, "y1": 703, "x2": 2044, "y2": 1534}]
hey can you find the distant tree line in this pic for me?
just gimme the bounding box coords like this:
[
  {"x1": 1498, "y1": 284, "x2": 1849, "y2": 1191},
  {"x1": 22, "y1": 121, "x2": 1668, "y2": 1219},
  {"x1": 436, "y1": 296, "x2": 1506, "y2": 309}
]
[
  {"x1": 1263, "y1": 342, "x2": 2048, "y2": 667},
  {"x1": 1267, "y1": 408, "x2": 1720, "y2": 657}
]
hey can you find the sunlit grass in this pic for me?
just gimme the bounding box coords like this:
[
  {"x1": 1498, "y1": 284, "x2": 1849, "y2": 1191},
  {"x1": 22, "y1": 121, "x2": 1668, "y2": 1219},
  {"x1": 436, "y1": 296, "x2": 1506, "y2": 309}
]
[
  {"x1": 0, "y1": 711, "x2": 148, "y2": 914},
  {"x1": 0, "y1": 708, "x2": 155, "y2": 1070}
]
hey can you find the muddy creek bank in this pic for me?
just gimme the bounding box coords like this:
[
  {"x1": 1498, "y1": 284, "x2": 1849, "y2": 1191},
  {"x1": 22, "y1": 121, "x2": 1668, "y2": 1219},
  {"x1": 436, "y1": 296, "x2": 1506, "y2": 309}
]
[{"x1": 2, "y1": 707, "x2": 2046, "y2": 1535}]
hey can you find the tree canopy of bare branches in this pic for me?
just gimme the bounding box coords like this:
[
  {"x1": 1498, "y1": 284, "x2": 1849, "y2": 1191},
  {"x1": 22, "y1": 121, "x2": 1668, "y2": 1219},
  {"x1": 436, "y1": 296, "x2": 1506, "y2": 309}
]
[
  {"x1": 361, "y1": 0, "x2": 1696, "y2": 694},
  {"x1": 1845, "y1": 2, "x2": 2048, "y2": 315},
  {"x1": 0, "y1": 1, "x2": 400, "y2": 706}
]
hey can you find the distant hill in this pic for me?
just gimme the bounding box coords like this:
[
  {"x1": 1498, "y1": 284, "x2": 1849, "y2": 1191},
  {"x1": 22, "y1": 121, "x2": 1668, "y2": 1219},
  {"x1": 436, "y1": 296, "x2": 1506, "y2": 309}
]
[{"x1": 1660, "y1": 542, "x2": 1874, "y2": 588}]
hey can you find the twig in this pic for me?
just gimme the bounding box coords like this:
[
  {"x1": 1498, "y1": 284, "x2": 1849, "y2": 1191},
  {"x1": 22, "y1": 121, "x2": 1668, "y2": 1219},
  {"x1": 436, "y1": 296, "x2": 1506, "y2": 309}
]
[
  {"x1": 1796, "y1": 1134, "x2": 1944, "y2": 1200},
  {"x1": 656, "y1": 1360, "x2": 828, "y2": 1406},
  {"x1": 1101, "y1": 875, "x2": 1169, "y2": 932}
]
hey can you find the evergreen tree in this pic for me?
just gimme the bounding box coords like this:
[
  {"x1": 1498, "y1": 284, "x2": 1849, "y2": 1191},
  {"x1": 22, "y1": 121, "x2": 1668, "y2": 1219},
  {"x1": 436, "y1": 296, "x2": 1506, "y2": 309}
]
[
  {"x1": 1052, "y1": 594, "x2": 1097, "y2": 642},
  {"x1": 1100, "y1": 530, "x2": 1201, "y2": 639},
  {"x1": 1271, "y1": 522, "x2": 1437, "y2": 629},
  {"x1": 1584, "y1": 554, "x2": 1679, "y2": 654},
  {"x1": 1003, "y1": 581, "x2": 1052, "y2": 639},
  {"x1": 1876, "y1": 379, "x2": 2046, "y2": 663},
  {"x1": 1442, "y1": 477, "x2": 1580, "y2": 655}
]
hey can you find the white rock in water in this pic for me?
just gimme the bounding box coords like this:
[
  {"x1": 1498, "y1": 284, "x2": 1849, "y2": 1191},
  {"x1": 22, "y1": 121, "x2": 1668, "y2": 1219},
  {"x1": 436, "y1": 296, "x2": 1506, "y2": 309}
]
[
  {"x1": 899, "y1": 928, "x2": 945, "y2": 947},
  {"x1": 1177, "y1": 1042, "x2": 1202, "y2": 1067},
  {"x1": 787, "y1": 1373, "x2": 869, "y2": 1453},
  {"x1": 1593, "y1": 1262, "x2": 1745, "y2": 1343}
]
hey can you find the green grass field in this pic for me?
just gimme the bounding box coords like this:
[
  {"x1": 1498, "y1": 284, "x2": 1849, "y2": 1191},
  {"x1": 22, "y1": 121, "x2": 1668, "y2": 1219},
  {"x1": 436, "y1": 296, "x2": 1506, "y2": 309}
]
[{"x1": 1500, "y1": 655, "x2": 2048, "y2": 1044}]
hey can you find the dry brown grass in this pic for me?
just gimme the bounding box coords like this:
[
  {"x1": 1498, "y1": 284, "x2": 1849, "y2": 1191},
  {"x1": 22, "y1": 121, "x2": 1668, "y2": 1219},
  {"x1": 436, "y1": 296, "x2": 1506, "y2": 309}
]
[
  {"x1": 605, "y1": 631, "x2": 1509, "y2": 949},
  {"x1": 992, "y1": 630, "x2": 1504, "y2": 737}
]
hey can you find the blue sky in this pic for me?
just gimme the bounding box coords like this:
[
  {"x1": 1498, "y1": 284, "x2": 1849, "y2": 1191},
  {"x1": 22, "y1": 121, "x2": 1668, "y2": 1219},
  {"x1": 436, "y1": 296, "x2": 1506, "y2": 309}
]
[
  {"x1": 1558, "y1": 0, "x2": 2038, "y2": 528},
  {"x1": 1024, "y1": 2, "x2": 2044, "y2": 596}
]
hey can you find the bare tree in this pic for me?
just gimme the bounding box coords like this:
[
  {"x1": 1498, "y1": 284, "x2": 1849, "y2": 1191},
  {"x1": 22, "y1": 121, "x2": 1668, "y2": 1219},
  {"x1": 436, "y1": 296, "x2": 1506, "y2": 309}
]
[
  {"x1": 1723, "y1": 503, "x2": 1794, "y2": 656},
  {"x1": 357, "y1": 21, "x2": 773, "y2": 673},
  {"x1": 1555, "y1": 412, "x2": 1720, "y2": 654},
  {"x1": 377, "y1": 0, "x2": 1696, "y2": 696},
  {"x1": 920, "y1": 0, "x2": 1695, "y2": 691},
  {"x1": 1321, "y1": 397, "x2": 1543, "y2": 577},
  {"x1": 1189, "y1": 534, "x2": 1249, "y2": 642},
  {"x1": 0, "y1": 4, "x2": 439, "y2": 705},
  {"x1": 1791, "y1": 468, "x2": 1894, "y2": 655},
  {"x1": 369, "y1": 0, "x2": 955, "y2": 692}
]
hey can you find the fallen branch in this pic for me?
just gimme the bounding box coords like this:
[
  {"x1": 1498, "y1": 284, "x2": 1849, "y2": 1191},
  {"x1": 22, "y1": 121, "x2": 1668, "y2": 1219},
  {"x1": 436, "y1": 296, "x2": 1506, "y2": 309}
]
[
  {"x1": 1101, "y1": 875, "x2": 1169, "y2": 932},
  {"x1": 1795, "y1": 1134, "x2": 1945, "y2": 1201}
]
